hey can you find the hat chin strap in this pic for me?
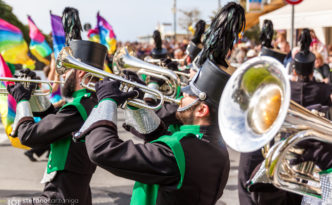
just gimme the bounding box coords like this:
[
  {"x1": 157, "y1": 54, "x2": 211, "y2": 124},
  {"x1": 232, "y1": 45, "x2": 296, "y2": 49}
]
[{"x1": 177, "y1": 98, "x2": 200, "y2": 112}]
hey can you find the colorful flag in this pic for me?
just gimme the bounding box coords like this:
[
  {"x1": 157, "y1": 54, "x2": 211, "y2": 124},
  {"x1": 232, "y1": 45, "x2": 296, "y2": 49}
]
[
  {"x1": 27, "y1": 15, "x2": 52, "y2": 65},
  {"x1": 0, "y1": 18, "x2": 35, "y2": 69},
  {"x1": 50, "y1": 12, "x2": 65, "y2": 59},
  {"x1": 97, "y1": 12, "x2": 117, "y2": 54},
  {"x1": 0, "y1": 54, "x2": 30, "y2": 149},
  {"x1": 87, "y1": 26, "x2": 100, "y2": 43}
]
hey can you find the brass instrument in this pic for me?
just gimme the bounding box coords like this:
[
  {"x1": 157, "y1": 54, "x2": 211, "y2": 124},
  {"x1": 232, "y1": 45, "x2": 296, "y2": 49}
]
[
  {"x1": 0, "y1": 77, "x2": 63, "y2": 96},
  {"x1": 56, "y1": 47, "x2": 180, "y2": 110},
  {"x1": 218, "y1": 56, "x2": 332, "y2": 198},
  {"x1": 144, "y1": 55, "x2": 190, "y2": 86},
  {"x1": 113, "y1": 47, "x2": 181, "y2": 98},
  {"x1": 144, "y1": 55, "x2": 187, "y2": 64}
]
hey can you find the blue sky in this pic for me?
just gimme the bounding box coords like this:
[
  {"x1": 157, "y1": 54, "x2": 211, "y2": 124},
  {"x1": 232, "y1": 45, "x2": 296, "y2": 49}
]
[{"x1": 5, "y1": 0, "x2": 237, "y2": 41}]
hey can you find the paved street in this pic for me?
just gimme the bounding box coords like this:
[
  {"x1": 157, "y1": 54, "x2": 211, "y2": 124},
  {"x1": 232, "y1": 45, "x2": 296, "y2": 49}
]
[{"x1": 0, "y1": 110, "x2": 240, "y2": 205}]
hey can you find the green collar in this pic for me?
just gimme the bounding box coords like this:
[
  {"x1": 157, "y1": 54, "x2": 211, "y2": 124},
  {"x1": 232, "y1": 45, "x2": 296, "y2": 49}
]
[
  {"x1": 179, "y1": 125, "x2": 203, "y2": 139},
  {"x1": 72, "y1": 89, "x2": 89, "y2": 98}
]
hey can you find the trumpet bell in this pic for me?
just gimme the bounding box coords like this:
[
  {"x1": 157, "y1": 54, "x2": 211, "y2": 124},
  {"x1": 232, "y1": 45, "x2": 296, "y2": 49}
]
[{"x1": 218, "y1": 56, "x2": 290, "y2": 152}]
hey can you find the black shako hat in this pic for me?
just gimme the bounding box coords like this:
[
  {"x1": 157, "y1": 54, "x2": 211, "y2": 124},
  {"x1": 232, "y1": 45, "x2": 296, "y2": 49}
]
[
  {"x1": 69, "y1": 40, "x2": 107, "y2": 70},
  {"x1": 259, "y1": 19, "x2": 286, "y2": 63},
  {"x1": 181, "y1": 2, "x2": 245, "y2": 108},
  {"x1": 294, "y1": 28, "x2": 316, "y2": 76},
  {"x1": 261, "y1": 46, "x2": 287, "y2": 63},
  {"x1": 181, "y1": 59, "x2": 231, "y2": 107},
  {"x1": 151, "y1": 30, "x2": 167, "y2": 59},
  {"x1": 151, "y1": 48, "x2": 167, "y2": 59}
]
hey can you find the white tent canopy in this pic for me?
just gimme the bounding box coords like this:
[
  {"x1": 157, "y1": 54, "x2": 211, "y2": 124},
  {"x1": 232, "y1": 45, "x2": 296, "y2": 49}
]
[{"x1": 259, "y1": 0, "x2": 332, "y2": 45}]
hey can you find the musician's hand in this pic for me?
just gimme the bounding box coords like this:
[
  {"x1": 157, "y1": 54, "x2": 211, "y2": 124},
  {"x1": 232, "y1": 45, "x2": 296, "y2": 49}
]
[
  {"x1": 290, "y1": 140, "x2": 332, "y2": 171},
  {"x1": 192, "y1": 20, "x2": 206, "y2": 45},
  {"x1": 7, "y1": 83, "x2": 34, "y2": 103},
  {"x1": 123, "y1": 70, "x2": 146, "y2": 85},
  {"x1": 18, "y1": 68, "x2": 37, "y2": 79},
  {"x1": 122, "y1": 70, "x2": 145, "y2": 99},
  {"x1": 95, "y1": 77, "x2": 138, "y2": 105},
  {"x1": 162, "y1": 58, "x2": 179, "y2": 71}
]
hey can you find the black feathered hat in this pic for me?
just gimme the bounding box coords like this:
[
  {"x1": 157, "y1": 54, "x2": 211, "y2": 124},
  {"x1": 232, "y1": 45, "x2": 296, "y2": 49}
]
[
  {"x1": 62, "y1": 7, "x2": 83, "y2": 46},
  {"x1": 182, "y1": 2, "x2": 245, "y2": 109},
  {"x1": 260, "y1": 19, "x2": 286, "y2": 63},
  {"x1": 151, "y1": 30, "x2": 167, "y2": 59},
  {"x1": 69, "y1": 40, "x2": 107, "y2": 70},
  {"x1": 186, "y1": 20, "x2": 206, "y2": 61},
  {"x1": 294, "y1": 28, "x2": 316, "y2": 76}
]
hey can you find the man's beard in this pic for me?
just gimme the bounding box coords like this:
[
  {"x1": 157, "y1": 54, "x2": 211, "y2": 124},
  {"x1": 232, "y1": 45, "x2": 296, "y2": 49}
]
[
  {"x1": 176, "y1": 102, "x2": 200, "y2": 124},
  {"x1": 176, "y1": 110, "x2": 194, "y2": 124},
  {"x1": 61, "y1": 70, "x2": 77, "y2": 98}
]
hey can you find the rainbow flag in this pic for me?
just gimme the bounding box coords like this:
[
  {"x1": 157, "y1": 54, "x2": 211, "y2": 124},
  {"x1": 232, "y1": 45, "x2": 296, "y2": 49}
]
[
  {"x1": 50, "y1": 13, "x2": 65, "y2": 59},
  {"x1": 0, "y1": 54, "x2": 30, "y2": 149},
  {"x1": 87, "y1": 26, "x2": 100, "y2": 43},
  {"x1": 97, "y1": 12, "x2": 117, "y2": 54},
  {"x1": 0, "y1": 18, "x2": 35, "y2": 69},
  {"x1": 27, "y1": 15, "x2": 52, "y2": 65}
]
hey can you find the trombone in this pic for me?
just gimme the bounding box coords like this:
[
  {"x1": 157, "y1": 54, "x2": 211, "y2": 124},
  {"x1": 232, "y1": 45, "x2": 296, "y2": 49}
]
[
  {"x1": 0, "y1": 77, "x2": 63, "y2": 96},
  {"x1": 218, "y1": 56, "x2": 332, "y2": 198},
  {"x1": 56, "y1": 47, "x2": 180, "y2": 110}
]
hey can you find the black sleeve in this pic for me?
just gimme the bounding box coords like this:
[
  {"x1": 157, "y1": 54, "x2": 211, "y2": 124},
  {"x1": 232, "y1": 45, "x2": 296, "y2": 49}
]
[
  {"x1": 17, "y1": 105, "x2": 84, "y2": 148},
  {"x1": 156, "y1": 103, "x2": 182, "y2": 128},
  {"x1": 32, "y1": 104, "x2": 56, "y2": 118},
  {"x1": 323, "y1": 64, "x2": 330, "y2": 79},
  {"x1": 85, "y1": 123, "x2": 180, "y2": 187}
]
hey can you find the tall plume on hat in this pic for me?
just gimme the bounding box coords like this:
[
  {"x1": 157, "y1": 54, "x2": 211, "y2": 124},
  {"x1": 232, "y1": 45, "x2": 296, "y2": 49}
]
[
  {"x1": 259, "y1": 19, "x2": 274, "y2": 48},
  {"x1": 298, "y1": 28, "x2": 312, "y2": 55},
  {"x1": 62, "y1": 7, "x2": 83, "y2": 45},
  {"x1": 153, "y1": 30, "x2": 163, "y2": 50},
  {"x1": 191, "y1": 20, "x2": 206, "y2": 45},
  {"x1": 198, "y1": 2, "x2": 245, "y2": 67},
  {"x1": 294, "y1": 28, "x2": 315, "y2": 76}
]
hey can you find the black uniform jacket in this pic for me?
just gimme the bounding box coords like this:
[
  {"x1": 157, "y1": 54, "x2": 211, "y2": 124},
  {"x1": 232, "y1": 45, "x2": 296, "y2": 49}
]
[
  {"x1": 16, "y1": 92, "x2": 98, "y2": 205},
  {"x1": 290, "y1": 81, "x2": 332, "y2": 107},
  {"x1": 85, "y1": 116, "x2": 230, "y2": 205}
]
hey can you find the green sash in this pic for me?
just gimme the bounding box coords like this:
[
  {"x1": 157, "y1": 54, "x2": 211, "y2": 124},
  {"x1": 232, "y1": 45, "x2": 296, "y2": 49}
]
[
  {"x1": 46, "y1": 89, "x2": 90, "y2": 174},
  {"x1": 130, "y1": 125, "x2": 203, "y2": 205}
]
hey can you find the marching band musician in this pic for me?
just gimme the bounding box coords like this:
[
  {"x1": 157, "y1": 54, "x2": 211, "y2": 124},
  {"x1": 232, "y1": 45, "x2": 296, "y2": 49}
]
[
  {"x1": 6, "y1": 40, "x2": 107, "y2": 205},
  {"x1": 290, "y1": 28, "x2": 332, "y2": 108},
  {"x1": 289, "y1": 28, "x2": 332, "y2": 205},
  {"x1": 73, "y1": 3, "x2": 245, "y2": 205},
  {"x1": 247, "y1": 28, "x2": 332, "y2": 205},
  {"x1": 239, "y1": 20, "x2": 303, "y2": 205}
]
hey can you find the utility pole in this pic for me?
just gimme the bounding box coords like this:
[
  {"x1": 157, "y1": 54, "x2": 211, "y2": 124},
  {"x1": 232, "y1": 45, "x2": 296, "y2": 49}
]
[
  {"x1": 173, "y1": 0, "x2": 177, "y2": 42},
  {"x1": 218, "y1": 0, "x2": 221, "y2": 9}
]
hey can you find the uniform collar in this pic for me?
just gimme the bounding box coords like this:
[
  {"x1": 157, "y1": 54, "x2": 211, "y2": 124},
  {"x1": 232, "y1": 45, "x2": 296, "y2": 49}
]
[
  {"x1": 180, "y1": 125, "x2": 203, "y2": 139},
  {"x1": 72, "y1": 89, "x2": 89, "y2": 98}
]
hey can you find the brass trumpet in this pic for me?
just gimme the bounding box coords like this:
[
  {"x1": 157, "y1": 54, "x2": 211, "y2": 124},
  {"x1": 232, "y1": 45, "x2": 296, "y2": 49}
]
[
  {"x1": 218, "y1": 56, "x2": 332, "y2": 198},
  {"x1": 143, "y1": 55, "x2": 190, "y2": 86},
  {"x1": 0, "y1": 77, "x2": 63, "y2": 96},
  {"x1": 56, "y1": 47, "x2": 180, "y2": 110},
  {"x1": 113, "y1": 47, "x2": 181, "y2": 98}
]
